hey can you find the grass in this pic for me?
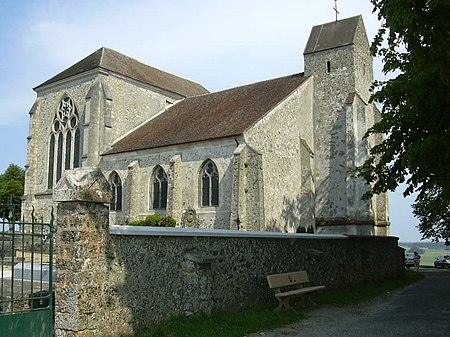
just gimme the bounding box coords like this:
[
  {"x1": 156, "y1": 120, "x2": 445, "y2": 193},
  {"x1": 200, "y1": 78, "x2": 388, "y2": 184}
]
[
  {"x1": 313, "y1": 270, "x2": 424, "y2": 306},
  {"x1": 418, "y1": 249, "x2": 449, "y2": 266},
  {"x1": 132, "y1": 271, "x2": 423, "y2": 337},
  {"x1": 133, "y1": 305, "x2": 305, "y2": 337}
]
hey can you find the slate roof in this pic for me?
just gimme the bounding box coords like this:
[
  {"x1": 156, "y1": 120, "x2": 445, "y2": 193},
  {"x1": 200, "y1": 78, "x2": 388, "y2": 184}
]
[
  {"x1": 104, "y1": 73, "x2": 308, "y2": 155},
  {"x1": 35, "y1": 47, "x2": 209, "y2": 97},
  {"x1": 304, "y1": 15, "x2": 361, "y2": 55}
]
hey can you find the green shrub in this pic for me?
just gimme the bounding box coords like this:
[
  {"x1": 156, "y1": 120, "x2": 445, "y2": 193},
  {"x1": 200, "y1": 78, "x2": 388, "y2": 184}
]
[
  {"x1": 158, "y1": 215, "x2": 177, "y2": 227},
  {"x1": 128, "y1": 219, "x2": 147, "y2": 226},
  {"x1": 145, "y1": 214, "x2": 164, "y2": 226},
  {"x1": 128, "y1": 214, "x2": 176, "y2": 227}
]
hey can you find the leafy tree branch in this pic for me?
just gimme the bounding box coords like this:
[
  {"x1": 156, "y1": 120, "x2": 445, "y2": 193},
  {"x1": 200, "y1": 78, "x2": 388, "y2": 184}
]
[
  {"x1": 358, "y1": 0, "x2": 450, "y2": 241},
  {"x1": 0, "y1": 164, "x2": 25, "y2": 221}
]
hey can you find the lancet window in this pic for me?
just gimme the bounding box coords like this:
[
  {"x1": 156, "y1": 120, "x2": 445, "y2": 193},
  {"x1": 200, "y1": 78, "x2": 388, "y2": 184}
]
[
  {"x1": 110, "y1": 172, "x2": 122, "y2": 211},
  {"x1": 47, "y1": 96, "x2": 81, "y2": 189},
  {"x1": 201, "y1": 160, "x2": 219, "y2": 207},
  {"x1": 152, "y1": 166, "x2": 168, "y2": 209}
]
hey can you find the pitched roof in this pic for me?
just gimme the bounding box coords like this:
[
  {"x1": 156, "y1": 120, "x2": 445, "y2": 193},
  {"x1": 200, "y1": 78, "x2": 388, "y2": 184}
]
[
  {"x1": 35, "y1": 47, "x2": 209, "y2": 97},
  {"x1": 304, "y1": 15, "x2": 362, "y2": 55},
  {"x1": 104, "y1": 73, "x2": 308, "y2": 155}
]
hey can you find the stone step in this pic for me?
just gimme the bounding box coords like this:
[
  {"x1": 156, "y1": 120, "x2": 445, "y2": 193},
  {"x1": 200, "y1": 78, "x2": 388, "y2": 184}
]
[{"x1": 12, "y1": 263, "x2": 56, "y2": 282}]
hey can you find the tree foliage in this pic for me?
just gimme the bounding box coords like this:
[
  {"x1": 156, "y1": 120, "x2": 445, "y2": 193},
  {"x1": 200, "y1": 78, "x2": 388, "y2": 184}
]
[
  {"x1": 0, "y1": 164, "x2": 25, "y2": 221},
  {"x1": 358, "y1": 0, "x2": 450, "y2": 241}
]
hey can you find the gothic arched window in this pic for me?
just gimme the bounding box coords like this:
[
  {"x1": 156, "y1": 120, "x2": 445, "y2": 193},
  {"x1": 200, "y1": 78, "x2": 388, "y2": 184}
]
[
  {"x1": 201, "y1": 160, "x2": 219, "y2": 207},
  {"x1": 47, "y1": 96, "x2": 81, "y2": 188},
  {"x1": 110, "y1": 172, "x2": 122, "y2": 211},
  {"x1": 151, "y1": 166, "x2": 168, "y2": 209}
]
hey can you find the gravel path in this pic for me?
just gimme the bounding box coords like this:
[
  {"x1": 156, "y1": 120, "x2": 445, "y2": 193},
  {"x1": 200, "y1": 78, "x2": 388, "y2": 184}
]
[{"x1": 245, "y1": 301, "x2": 385, "y2": 337}]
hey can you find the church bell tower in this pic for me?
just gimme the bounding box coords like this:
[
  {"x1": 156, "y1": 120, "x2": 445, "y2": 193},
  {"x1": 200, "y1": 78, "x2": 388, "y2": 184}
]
[{"x1": 304, "y1": 15, "x2": 389, "y2": 235}]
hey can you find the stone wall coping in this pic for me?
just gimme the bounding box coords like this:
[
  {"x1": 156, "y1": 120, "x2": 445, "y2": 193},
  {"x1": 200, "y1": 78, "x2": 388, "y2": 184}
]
[{"x1": 109, "y1": 225, "x2": 347, "y2": 239}]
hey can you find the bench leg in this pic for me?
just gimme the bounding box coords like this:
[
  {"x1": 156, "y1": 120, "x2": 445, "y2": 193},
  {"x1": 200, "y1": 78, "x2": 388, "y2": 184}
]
[
  {"x1": 296, "y1": 293, "x2": 319, "y2": 308},
  {"x1": 274, "y1": 291, "x2": 321, "y2": 311},
  {"x1": 305, "y1": 293, "x2": 319, "y2": 306},
  {"x1": 274, "y1": 297, "x2": 294, "y2": 311},
  {"x1": 298, "y1": 294, "x2": 307, "y2": 308}
]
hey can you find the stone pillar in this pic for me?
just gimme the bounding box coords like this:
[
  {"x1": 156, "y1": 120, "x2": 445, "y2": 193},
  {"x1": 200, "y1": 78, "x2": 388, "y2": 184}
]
[
  {"x1": 181, "y1": 252, "x2": 216, "y2": 316},
  {"x1": 83, "y1": 79, "x2": 113, "y2": 167},
  {"x1": 127, "y1": 160, "x2": 140, "y2": 222},
  {"x1": 167, "y1": 154, "x2": 183, "y2": 222},
  {"x1": 231, "y1": 144, "x2": 264, "y2": 231},
  {"x1": 53, "y1": 167, "x2": 114, "y2": 337}
]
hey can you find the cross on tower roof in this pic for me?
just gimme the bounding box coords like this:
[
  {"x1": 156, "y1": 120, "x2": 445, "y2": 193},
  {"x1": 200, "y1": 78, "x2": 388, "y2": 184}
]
[{"x1": 333, "y1": 0, "x2": 340, "y2": 21}]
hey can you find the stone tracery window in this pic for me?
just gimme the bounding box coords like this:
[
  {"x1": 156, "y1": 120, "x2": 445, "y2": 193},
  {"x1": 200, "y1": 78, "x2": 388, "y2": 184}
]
[
  {"x1": 110, "y1": 172, "x2": 122, "y2": 211},
  {"x1": 201, "y1": 160, "x2": 219, "y2": 207},
  {"x1": 151, "y1": 166, "x2": 167, "y2": 209},
  {"x1": 47, "y1": 96, "x2": 81, "y2": 189}
]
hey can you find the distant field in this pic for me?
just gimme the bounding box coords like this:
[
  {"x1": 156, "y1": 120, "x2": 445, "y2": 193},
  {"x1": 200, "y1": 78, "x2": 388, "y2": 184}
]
[{"x1": 400, "y1": 246, "x2": 449, "y2": 267}]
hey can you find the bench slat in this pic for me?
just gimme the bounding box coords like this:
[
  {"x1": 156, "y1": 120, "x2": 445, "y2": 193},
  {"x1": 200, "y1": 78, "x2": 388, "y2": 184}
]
[
  {"x1": 275, "y1": 285, "x2": 325, "y2": 298},
  {"x1": 267, "y1": 271, "x2": 309, "y2": 289}
]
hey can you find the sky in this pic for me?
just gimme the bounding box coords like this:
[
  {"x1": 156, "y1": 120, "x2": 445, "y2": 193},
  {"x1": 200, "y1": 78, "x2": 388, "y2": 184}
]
[{"x1": 0, "y1": 0, "x2": 424, "y2": 242}]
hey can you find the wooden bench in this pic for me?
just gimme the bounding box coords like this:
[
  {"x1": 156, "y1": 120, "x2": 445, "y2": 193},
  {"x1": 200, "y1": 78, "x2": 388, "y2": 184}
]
[{"x1": 266, "y1": 271, "x2": 325, "y2": 311}]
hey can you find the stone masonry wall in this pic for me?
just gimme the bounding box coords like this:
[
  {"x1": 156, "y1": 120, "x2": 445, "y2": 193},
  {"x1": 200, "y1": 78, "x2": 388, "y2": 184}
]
[
  {"x1": 245, "y1": 78, "x2": 314, "y2": 232},
  {"x1": 55, "y1": 222, "x2": 404, "y2": 336},
  {"x1": 55, "y1": 201, "x2": 112, "y2": 337}
]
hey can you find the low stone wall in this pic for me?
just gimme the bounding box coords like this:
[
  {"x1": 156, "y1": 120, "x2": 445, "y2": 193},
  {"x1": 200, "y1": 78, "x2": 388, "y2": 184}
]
[{"x1": 84, "y1": 226, "x2": 402, "y2": 336}]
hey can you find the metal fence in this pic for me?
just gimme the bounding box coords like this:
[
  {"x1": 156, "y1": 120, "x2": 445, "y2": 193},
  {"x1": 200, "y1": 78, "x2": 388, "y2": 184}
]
[{"x1": 0, "y1": 208, "x2": 55, "y2": 337}]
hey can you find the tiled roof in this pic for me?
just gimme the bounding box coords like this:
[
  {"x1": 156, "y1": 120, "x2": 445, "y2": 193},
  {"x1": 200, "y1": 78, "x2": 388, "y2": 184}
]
[
  {"x1": 304, "y1": 15, "x2": 361, "y2": 55},
  {"x1": 35, "y1": 47, "x2": 209, "y2": 97},
  {"x1": 104, "y1": 73, "x2": 308, "y2": 155}
]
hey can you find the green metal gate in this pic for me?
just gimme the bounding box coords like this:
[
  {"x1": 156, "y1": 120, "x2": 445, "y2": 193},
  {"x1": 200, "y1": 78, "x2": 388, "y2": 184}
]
[{"x1": 0, "y1": 209, "x2": 55, "y2": 337}]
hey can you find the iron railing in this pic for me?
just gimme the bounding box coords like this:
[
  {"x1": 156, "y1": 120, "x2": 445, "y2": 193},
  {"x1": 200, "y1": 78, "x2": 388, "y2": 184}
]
[{"x1": 0, "y1": 208, "x2": 54, "y2": 314}]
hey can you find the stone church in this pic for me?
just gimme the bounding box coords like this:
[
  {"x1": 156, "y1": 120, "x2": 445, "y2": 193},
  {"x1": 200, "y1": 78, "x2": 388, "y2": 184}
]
[{"x1": 22, "y1": 15, "x2": 389, "y2": 235}]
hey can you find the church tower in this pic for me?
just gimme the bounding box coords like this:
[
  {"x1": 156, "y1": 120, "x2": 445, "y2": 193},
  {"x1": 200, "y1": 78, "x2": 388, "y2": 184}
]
[{"x1": 304, "y1": 15, "x2": 390, "y2": 235}]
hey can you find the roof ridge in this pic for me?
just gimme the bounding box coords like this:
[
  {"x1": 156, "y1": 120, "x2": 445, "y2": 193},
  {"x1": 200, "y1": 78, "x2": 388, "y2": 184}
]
[
  {"x1": 99, "y1": 47, "x2": 107, "y2": 67},
  {"x1": 209, "y1": 72, "x2": 305, "y2": 96},
  {"x1": 34, "y1": 47, "x2": 209, "y2": 96}
]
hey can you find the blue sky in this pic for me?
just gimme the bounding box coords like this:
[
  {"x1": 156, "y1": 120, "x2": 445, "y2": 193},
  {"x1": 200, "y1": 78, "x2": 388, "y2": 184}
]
[{"x1": 0, "y1": 0, "x2": 423, "y2": 241}]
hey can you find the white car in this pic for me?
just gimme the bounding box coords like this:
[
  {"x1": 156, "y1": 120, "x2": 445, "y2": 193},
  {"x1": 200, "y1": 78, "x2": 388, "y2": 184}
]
[{"x1": 434, "y1": 255, "x2": 450, "y2": 268}]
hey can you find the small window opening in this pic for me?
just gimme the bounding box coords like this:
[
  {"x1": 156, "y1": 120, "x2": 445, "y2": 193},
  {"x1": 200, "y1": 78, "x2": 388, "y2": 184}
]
[{"x1": 326, "y1": 61, "x2": 331, "y2": 73}]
